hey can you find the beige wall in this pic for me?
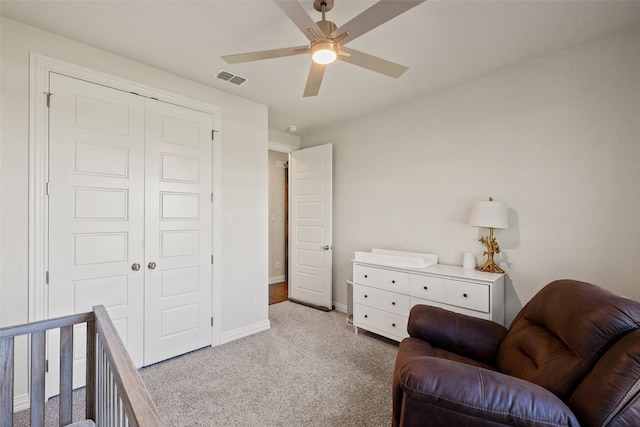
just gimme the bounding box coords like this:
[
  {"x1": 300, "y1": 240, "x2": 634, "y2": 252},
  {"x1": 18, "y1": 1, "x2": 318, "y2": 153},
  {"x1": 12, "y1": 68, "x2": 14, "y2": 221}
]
[
  {"x1": 302, "y1": 28, "x2": 640, "y2": 324},
  {"x1": 268, "y1": 151, "x2": 289, "y2": 283},
  {"x1": 1, "y1": 17, "x2": 269, "y2": 399}
]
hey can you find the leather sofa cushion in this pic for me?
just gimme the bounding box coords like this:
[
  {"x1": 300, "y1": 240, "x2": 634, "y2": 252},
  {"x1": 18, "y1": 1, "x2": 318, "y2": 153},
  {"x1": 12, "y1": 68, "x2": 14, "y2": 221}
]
[
  {"x1": 408, "y1": 305, "x2": 507, "y2": 366},
  {"x1": 497, "y1": 280, "x2": 640, "y2": 400},
  {"x1": 394, "y1": 338, "x2": 580, "y2": 427},
  {"x1": 569, "y1": 330, "x2": 640, "y2": 427}
]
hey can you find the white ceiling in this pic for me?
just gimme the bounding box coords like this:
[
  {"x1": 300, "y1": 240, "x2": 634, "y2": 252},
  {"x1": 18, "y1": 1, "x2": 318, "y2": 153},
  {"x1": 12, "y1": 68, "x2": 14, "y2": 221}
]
[{"x1": 3, "y1": 0, "x2": 640, "y2": 136}]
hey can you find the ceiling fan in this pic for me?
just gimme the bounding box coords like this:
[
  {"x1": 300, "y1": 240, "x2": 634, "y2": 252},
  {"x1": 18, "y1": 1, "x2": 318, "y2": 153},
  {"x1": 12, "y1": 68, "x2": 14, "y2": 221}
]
[{"x1": 221, "y1": 0, "x2": 425, "y2": 97}]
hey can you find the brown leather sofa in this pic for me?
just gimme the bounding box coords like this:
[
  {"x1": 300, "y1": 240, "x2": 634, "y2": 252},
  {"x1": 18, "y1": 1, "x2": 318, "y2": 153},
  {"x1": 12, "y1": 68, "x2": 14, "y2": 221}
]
[{"x1": 392, "y1": 279, "x2": 640, "y2": 427}]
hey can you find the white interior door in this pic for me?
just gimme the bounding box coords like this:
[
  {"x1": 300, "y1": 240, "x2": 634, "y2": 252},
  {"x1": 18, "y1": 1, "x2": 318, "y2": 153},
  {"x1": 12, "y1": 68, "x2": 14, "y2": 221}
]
[
  {"x1": 288, "y1": 144, "x2": 333, "y2": 310},
  {"x1": 143, "y1": 99, "x2": 212, "y2": 365},
  {"x1": 47, "y1": 73, "x2": 146, "y2": 395},
  {"x1": 47, "y1": 73, "x2": 214, "y2": 394}
]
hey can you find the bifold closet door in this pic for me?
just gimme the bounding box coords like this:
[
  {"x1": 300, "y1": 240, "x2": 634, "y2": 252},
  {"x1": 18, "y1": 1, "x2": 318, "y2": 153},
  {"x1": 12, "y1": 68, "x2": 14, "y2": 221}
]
[
  {"x1": 143, "y1": 99, "x2": 212, "y2": 366},
  {"x1": 48, "y1": 73, "x2": 146, "y2": 394},
  {"x1": 47, "y1": 73, "x2": 213, "y2": 394}
]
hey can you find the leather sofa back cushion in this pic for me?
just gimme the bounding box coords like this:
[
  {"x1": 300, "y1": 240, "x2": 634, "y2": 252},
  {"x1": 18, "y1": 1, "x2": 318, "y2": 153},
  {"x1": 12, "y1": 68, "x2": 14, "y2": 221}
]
[
  {"x1": 497, "y1": 280, "x2": 640, "y2": 401},
  {"x1": 569, "y1": 330, "x2": 640, "y2": 427}
]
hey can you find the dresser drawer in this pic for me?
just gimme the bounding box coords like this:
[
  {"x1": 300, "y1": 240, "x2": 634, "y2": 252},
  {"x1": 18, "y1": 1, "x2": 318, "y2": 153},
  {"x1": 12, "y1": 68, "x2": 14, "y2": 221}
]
[
  {"x1": 410, "y1": 275, "x2": 446, "y2": 303},
  {"x1": 353, "y1": 265, "x2": 379, "y2": 287},
  {"x1": 445, "y1": 280, "x2": 490, "y2": 313},
  {"x1": 354, "y1": 303, "x2": 408, "y2": 340},
  {"x1": 377, "y1": 269, "x2": 410, "y2": 294},
  {"x1": 353, "y1": 284, "x2": 410, "y2": 316},
  {"x1": 410, "y1": 297, "x2": 492, "y2": 321},
  {"x1": 353, "y1": 264, "x2": 410, "y2": 294}
]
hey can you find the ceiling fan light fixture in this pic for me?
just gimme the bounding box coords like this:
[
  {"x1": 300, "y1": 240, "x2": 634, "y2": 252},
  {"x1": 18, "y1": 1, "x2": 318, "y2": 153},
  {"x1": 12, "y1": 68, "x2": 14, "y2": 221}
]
[{"x1": 311, "y1": 40, "x2": 337, "y2": 65}]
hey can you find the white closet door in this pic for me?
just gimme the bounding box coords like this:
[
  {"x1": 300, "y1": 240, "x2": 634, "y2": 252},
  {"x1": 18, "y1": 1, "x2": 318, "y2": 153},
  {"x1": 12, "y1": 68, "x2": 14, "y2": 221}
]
[
  {"x1": 47, "y1": 74, "x2": 214, "y2": 393},
  {"x1": 47, "y1": 73, "x2": 146, "y2": 395},
  {"x1": 143, "y1": 99, "x2": 213, "y2": 365}
]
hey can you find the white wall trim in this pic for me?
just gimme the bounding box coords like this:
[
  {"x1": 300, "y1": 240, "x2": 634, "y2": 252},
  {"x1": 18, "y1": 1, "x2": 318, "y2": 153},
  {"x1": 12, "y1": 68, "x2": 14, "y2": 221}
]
[
  {"x1": 268, "y1": 141, "x2": 297, "y2": 153},
  {"x1": 28, "y1": 53, "x2": 222, "y2": 347},
  {"x1": 268, "y1": 275, "x2": 286, "y2": 285},
  {"x1": 28, "y1": 54, "x2": 51, "y2": 325},
  {"x1": 14, "y1": 393, "x2": 30, "y2": 413},
  {"x1": 333, "y1": 302, "x2": 347, "y2": 314},
  {"x1": 220, "y1": 319, "x2": 271, "y2": 344}
]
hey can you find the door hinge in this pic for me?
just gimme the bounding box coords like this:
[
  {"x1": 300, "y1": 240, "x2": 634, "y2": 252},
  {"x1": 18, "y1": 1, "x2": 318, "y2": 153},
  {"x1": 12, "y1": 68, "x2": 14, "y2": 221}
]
[
  {"x1": 45, "y1": 92, "x2": 52, "y2": 108},
  {"x1": 211, "y1": 193, "x2": 214, "y2": 203},
  {"x1": 45, "y1": 182, "x2": 50, "y2": 196},
  {"x1": 211, "y1": 254, "x2": 214, "y2": 265},
  {"x1": 45, "y1": 359, "x2": 49, "y2": 373},
  {"x1": 211, "y1": 130, "x2": 219, "y2": 140},
  {"x1": 46, "y1": 271, "x2": 49, "y2": 284},
  {"x1": 210, "y1": 317, "x2": 214, "y2": 327}
]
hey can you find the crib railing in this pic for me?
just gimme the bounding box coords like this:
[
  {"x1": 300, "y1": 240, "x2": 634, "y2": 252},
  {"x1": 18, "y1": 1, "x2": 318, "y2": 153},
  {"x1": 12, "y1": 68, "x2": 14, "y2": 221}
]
[{"x1": 0, "y1": 305, "x2": 163, "y2": 427}]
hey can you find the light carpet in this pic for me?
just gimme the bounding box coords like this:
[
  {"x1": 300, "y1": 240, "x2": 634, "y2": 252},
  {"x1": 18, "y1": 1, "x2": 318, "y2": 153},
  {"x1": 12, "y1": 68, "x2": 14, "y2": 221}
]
[
  {"x1": 13, "y1": 301, "x2": 399, "y2": 426},
  {"x1": 140, "y1": 301, "x2": 399, "y2": 426}
]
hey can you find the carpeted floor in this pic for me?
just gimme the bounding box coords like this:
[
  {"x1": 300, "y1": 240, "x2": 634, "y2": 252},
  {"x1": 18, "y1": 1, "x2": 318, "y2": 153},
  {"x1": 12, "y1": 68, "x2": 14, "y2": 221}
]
[
  {"x1": 14, "y1": 301, "x2": 399, "y2": 426},
  {"x1": 141, "y1": 301, "x2": 399, "y2": 426}
]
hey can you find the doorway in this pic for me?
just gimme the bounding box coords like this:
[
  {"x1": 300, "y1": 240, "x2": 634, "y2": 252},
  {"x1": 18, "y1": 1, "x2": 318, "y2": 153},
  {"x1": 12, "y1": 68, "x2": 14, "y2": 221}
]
[{"x1": 268, "y1": 150, "x2": 289, "y2": 304}]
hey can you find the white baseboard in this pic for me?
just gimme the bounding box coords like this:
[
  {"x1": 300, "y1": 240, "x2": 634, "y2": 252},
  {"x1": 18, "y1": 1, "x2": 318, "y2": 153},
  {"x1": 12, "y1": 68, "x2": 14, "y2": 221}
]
[
  {"x1": 14, "y1": 392, "x2": 30, "y2": 412},
  {"x1": 333, "y1": 302, "x2": 347, "y2": 314},
  {"x1": 220, "y1": 319, "x2": 271, "y2": 345},
  {"x1": 268, "y1": 275, "x2": 286, "y2": 285}
]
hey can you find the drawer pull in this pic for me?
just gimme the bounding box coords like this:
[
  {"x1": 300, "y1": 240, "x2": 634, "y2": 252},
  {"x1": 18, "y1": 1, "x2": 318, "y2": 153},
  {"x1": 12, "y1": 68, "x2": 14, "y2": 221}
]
[
  {"x1": 364, "y1": 314, "x2": 368, "y2": 318},
  {"x1": 364, "y1": 294, "x2": 368, "y2": 298},
  {"x1": 392, "y1": 280, "x2": 396, "y2": 284},
  {"x1": 463, "y1": 293, "x2": 468, "y2": 298},
  {"x1": 364, "y1": 274, "x2": 368, "y2": 278},
  {"x1": 423, "y1": 286, "x2": 428, "y2": 290},
  {"x1": 392, "y1": 323, "x2": 396, "y2": 327},
  {"x1": 392, "y1": 302, "x2": 396, "y2": 306}
]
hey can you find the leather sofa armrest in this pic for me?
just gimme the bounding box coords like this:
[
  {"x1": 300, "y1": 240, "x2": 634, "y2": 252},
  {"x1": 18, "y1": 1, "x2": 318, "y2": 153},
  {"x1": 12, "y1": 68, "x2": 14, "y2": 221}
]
[
  {"x1": 394, "y1": 355, "x2": 580, "y2": 427},
  {"x1": 408, "y1": 304, "x2": 508, "y2": 365}
]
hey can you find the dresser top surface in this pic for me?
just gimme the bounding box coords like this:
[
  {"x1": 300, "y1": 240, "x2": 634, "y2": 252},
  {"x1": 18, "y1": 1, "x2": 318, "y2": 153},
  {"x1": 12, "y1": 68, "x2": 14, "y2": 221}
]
[{"x1": 353, "y1": 260, "x2": 504, "y2": 282}]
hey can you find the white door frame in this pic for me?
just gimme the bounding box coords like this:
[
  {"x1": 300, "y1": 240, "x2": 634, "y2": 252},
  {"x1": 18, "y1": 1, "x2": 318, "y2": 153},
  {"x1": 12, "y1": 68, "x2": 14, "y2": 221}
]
[{"x1": 28, "y1": 54, "x2": 221, "y2": 346}]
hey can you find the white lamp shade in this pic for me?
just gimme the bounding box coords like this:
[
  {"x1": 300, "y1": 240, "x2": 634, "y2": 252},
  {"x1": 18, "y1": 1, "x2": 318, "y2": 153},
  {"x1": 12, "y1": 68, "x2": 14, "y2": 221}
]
[{"x1": 470, "y1": 200, "x2": 508, "y2": 229}]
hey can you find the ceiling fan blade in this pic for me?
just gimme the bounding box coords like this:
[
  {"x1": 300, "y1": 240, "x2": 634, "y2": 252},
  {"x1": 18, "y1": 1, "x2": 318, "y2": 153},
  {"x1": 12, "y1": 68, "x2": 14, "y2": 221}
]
[
  {"x1": 339, "y1": 47, "x2": 408, "y2": 78},
  {"x1": 222, "y1": 45, "x2": 309, "y2": 64},
  {"x1": 303, "y1": 62, "x2": 326, "y2": 97},
  {"x1": 329, "y1": 0, "x2": 425, "y2": 45},
  {"x1": 274, "y1": 0, "x2": 325, "y2": 41}
]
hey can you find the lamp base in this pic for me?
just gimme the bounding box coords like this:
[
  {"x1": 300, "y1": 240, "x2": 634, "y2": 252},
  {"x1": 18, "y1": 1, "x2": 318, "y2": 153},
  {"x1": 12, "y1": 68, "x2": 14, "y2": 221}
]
[
  {"x1": 476, "y1": 260, "x2": 505, "y2": 274},
  {"x1": 476, "y1": 227, "x2": 505, "y2": 274}
]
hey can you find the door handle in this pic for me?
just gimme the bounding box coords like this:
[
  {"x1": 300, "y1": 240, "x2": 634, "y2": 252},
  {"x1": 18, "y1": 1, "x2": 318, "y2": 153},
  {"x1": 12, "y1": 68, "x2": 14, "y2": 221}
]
[
  {"x1": 148, "y1": 262, "x2": 157, "y2": 270},
  {"x1": 131, "y1": 263, "x2": 141, "y2": 271},
  {"x1": 323, "y1": 245, "x2": 332, "y2": 251}
]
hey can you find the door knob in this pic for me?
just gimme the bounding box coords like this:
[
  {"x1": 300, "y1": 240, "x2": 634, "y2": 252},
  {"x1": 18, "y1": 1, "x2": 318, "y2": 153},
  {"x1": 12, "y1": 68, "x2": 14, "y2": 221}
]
[
  {"x1": 131, "y1": 263, "x2": 141, "y2": 271},
  {"x1": 148, "y1": 262, "x2": 157, "y2": 270},
  {"x1": 323, "y1": 245, "x2": 331, "y2": 250}
]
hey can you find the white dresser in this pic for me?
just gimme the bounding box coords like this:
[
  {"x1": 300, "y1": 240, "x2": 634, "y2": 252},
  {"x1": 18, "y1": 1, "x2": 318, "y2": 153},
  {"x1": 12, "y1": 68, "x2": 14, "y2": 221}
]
[{"x1": 352, "y1": 260, "x2": 505, "y2": 342}]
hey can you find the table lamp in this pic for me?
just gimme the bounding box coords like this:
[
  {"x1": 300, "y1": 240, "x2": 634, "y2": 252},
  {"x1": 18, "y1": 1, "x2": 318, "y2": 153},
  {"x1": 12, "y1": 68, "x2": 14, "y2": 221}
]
[{"x1": 469, "y1": 197, "x2": 508, "y2": 273}]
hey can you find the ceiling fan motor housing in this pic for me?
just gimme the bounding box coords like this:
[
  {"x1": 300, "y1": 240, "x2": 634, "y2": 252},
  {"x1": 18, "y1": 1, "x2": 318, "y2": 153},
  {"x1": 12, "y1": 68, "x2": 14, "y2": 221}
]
[{"x1": 316, "y1": 19, "x2": 337, "y2": 37}]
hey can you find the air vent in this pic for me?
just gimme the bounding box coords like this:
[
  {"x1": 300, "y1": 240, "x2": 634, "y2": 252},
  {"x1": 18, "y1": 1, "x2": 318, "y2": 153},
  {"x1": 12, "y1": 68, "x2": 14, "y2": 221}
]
[{"x1": 216, "y1": 70, "x2": 248, "y2": 86}]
